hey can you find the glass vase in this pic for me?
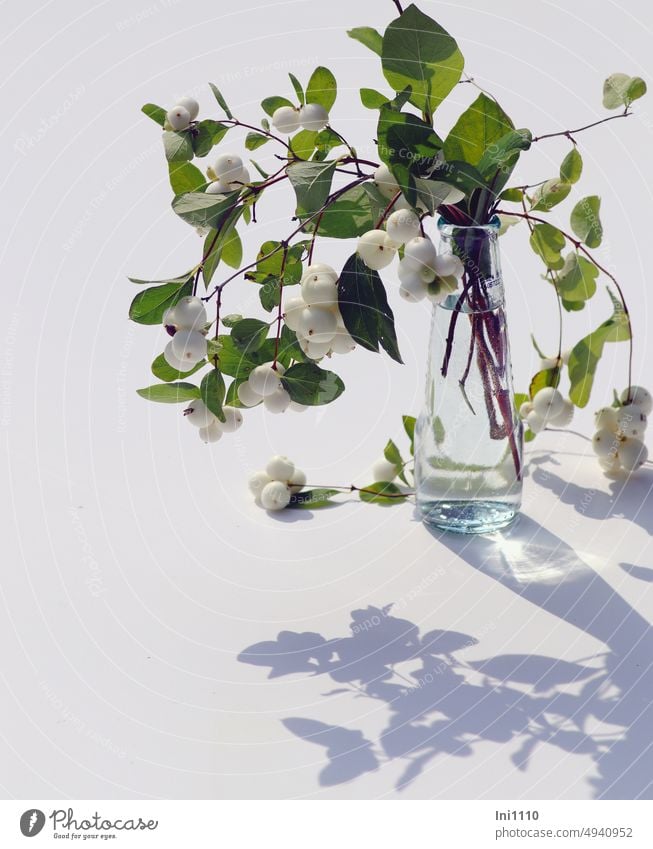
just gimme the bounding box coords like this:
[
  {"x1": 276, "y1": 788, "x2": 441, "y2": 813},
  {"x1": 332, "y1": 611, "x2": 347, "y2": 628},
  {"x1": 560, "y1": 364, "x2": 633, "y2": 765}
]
[{"x1": 414, "y1": 217, "x2": 523, "y2": 533}]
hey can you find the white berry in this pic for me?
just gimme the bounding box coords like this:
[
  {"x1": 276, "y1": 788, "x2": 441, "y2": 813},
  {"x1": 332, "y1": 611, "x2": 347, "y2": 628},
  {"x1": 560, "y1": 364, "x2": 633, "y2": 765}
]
[
  {"x1": 171, "y1": 329, "x2": 207, "y2": 364},
  {"x1": 399, "y1": 277, "x2": 428, "y2": 302},
  {"x1": 402, "y1": 236, "x2": 437, "y2": 275},
  {"x1": 299, "y1": 103, "x2": 329, "y2": 131},
  {"x1": 372, "y1": 458, "x2": 398, "y2": 482},
  {"x1": 519, "y1": 401, "x2": 534, "y2": 419},
  {"x1": 163, "y1": 340, "x2": 188, "y2": 372},
  {"x1": 532, "y1": 386, "x2": 565, "y2": 419},
  {"x1": 357, "y1": 229, "x2": 397, "y2": 270},
  {"x1": 289, "y1": 401, "x2": 308, "y2": 413},
  {"x1": 248, "y1": 363, "x2": 283, "y2": 397},
  {"x1": 526, "y1": 410, "x2": 546, "y2": 433},
  {"x1": 171, "y1": 296, "x2": 206, "y2": 331},
  {"x1": 237, "y1": 381, "x2": 262, "y2": 407},
  {"x1": 386, "y1": 209, "x2": 421, "y2": 244},
  {"x1": 219, "y1": 406, "x2": 243, "y2": 432},
  {"x1": 184, "y1": 399, "x2": 215, "y2": 428},
  {"x1": 432, "y1": 254, "x2": 464, "y2": 279},
  {"x1": 199, "y1": 421, "x2": 223, "y2": 443},
  {"x1": 213, "y1": 153, "x2": 243, "y2": 181},
  {"x1": 598, "y1": 454, "x2": 622, "y2": 476},
  {"x1": 248, "y1": 470, "x2": 271, "y2": 495},
  {"x1": 618, "y1": 437, "x2": 648, "y2": 471},
  {"x1": 592, "y1": 428, "x2": 619, "y2": 458},
  {"x1": 617, "y1": 405, "x2": 647, "y2": 438},
  {"x1": 282, "y1": 293, "x2": 306, "y2": 331},
  {"x1": 266, "y1": 455, "x2": 295, "y2": 481},
  {"x1": 263, "y1": 387, "x2": 291, "y2": 414},
  {"x1": 548, "y1": 398, "x2": 574, "y2": 427},
  {"x1": 166, "y1": 105, "x2": 190, "y2": 131},
  {"x1": 330, "y1": 326, "x2": 356, "y2": 354},
  {"x1": 260, "y1": 480, "x2": 292, "y2": 511},
  {"x1": 175, "y1": 96, "x2": 199, "y2": 121},
  {"x1": 373, "y1": 164, "x2": 399, "y2": 199},
  {"x1": 297, "y1": 306, "x2": 338, "y2": 342},
  {"x1": 620, "y1": 385, "x2": 653, "y2": 414},
  {"x1": 288, "y1": 468, "x2": 307, "y2": 493},
  {"x1": 301, "y1": 270, "x2": 339, "y2": 306},
  {"x1": 595, "y1": 406, "x2": 619, "y2": 433},
  {"x1": 272, "y1": 106, "x2": 300, "y2": 134},
  {"x1": 305, "y1": 338, "x2": 332, "y2": 360}
]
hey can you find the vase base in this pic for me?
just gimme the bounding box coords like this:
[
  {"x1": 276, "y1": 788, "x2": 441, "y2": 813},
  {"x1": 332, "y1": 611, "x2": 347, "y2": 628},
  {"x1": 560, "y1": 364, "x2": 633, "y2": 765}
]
[{"x1": 418, "y1": 499, "x2": 518, "y2": 534}]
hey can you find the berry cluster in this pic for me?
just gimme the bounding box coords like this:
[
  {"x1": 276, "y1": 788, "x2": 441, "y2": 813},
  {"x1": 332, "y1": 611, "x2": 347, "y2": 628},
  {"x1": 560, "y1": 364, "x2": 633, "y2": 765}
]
[
  {"x1": 206, "y1": 153, "x2": 250, "y2": 195},
  {"x1": 184, "y1": 400, "x2": 243, "y2": 443},
  {"x1": 248, "y1": 456, "x2": 307, "y2": 510},
  {"x1": 283, "y1": 263, "x2": 356, "y2": 360},
  {"x1": 237, "y1": 362, "x2": 306, "y2": 414},
  {"x1": 163, "y1": 296, "x2": 208, "y2": 369},
  {"x1": 357, "y1": 166, "x2": 464, "y2": 302},
  {"x1": 519, "y1": 386, "x2": 574, "y2": 433},
  {"x1": 165, "y1": 96, "x2": 200, "y2": 132},
  {"x1": 271, "y1": 103, "x2": 329, "y2": 135},
  {"x1": 592, "y1": 386, "x2": 651, "y2": 474}
]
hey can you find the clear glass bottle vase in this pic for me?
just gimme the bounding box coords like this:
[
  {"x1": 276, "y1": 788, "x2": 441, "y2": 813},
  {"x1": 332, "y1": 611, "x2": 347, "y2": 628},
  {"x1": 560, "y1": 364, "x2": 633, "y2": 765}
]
[{"x1": 414, "y1": 217, "x2": 523, "y2": 533}]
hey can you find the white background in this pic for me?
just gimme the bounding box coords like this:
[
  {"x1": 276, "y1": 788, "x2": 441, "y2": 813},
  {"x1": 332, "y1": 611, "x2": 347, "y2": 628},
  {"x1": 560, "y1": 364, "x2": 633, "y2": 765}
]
[{"x1": 1, "y1": 0, "x2": 653, "y2": 802}]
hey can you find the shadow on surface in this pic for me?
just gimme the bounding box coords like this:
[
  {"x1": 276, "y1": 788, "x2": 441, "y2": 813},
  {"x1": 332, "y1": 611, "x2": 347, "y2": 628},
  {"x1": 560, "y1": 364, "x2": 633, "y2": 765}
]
[{"x1": 239, "y1": 513, "x2": 653, "y2": 798}]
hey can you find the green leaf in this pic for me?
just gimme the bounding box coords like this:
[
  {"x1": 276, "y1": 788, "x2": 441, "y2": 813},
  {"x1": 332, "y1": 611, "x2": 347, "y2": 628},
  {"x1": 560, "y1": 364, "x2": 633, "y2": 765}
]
[
  {"x1": 142, "y1": 103, "x2": 166, "y2": 126},
  {"x1": 360, "y1": 88, "x2": 390, "y2": 109},
  {"x1": 208, "y1": 82, "x2": 233, "y2": 118},
  {"x1": 288, "y1": 72, "x2": 305, "y2": 106},
  {"x1": 261, "y1": 95, "x2": 294, "y2": 117},
  {"x1": 224, "y1": 378, "x2": 247, "y2": 408},
  {"x1": 279, "y1": 325, "x2": 307, "y2": 363},
  {"x1": 524, "y1": 428, "x2": 536, "y2": 443},
  {"x1": 402, "y1": 415, "x2": 416, "y2": 455},
  {"x1": 221, "y1": 313, "x2": 243, "y2": 328},
  {"x1": 514, "y1": 392, "x2": 529, "y2": 411},
  {"x1": 358, "y1": 481, "x2": 408, "y2": 505},
  {"x1": 556, "y1": 253, "x2": 599, "y2": 304},
  {"x1": 306, "y1": 184, "x2": 384, "y2": 239},
  {"x1": 530, "y1": 179, "x2": 571, "y2": 212},
  {"x1": 230, "y1": 318, "x2": 269, "y2": 353},
  {"x1": 347, "y1": 26, "x2": 383, "y2": 57},
  {"x1": 381, "y1": 4, "x2": 464, "y2": 117},
  {"x1": 168, "y1": 161, "x2": 206, "y2": 194},
  {"x1": 476, "y1": 128, "x2": 532, "y2": 190},
  {"x1": 338, "y1": 253, "x2": 402, "y2": 363},
  {"x1": 570, "y1": 196, "x2": 603, "y2": 248},
  {"x1": 560, "y1": 147, "x2": 583, "y2": 184},
  {"x1": 211, "y1": 336, "x2": 279, "y2": 379},
  {"x1": 287, "y1": 489, "x2": 340, "y2": 509},
  {"x1": 414, "y1": 177, "x2": 464, "y2": 214},
  {"x1": 202, "y1": 207, "x2": 245, "y2": 285},
  {"x1": 281, "y1": 362, "x2": 345, "y2": 406},
  {"x1": 245, "y1": 131, "x2": 269, "y2": 151},
  {"x1": 529, "y1": 367, "x2": 560, "y2": 399},
  {"x1": 568, "y1": 288, "x2": 630, "y2": 407},
  {"x1": 290, "y1": 129, "x2": 318, "y2": 159},
  {"x1": 313, "y1": 127, "x2": 345, "y2": 158},
  {"x1": 377, "y1": 107, "x2": 442, "y2": 205},
  {"x1": 137, "y1": 382, "x2": 200, "y2": 403},
  {"x1": 191, "y1": 119, "x2": 229, "y2": 157},
  {"x1": 306, "y1": 66, "x2": 337, "y2": 111},
  {"x1": 163, "y1": 130, "x2": 193, "y2": 162},
  {"x1": 287, "y1": 160, "x2": 337, "y2": 218},
  {"x1": 200, "y1": 369, "x2": 226, "y2": 422},
  {"x1": 151, "y1": 352, "x2": 205, "y2": 382},
  {"x1": 433, "y1": 416, "x2": 445, "y2": 445},
  {"x1": 172, "y1": 191, "x2": 236, "y2": 229},
  {"x1": 384, "y1": 438, "x2": 407, "y2": 484},
  {"x1": 626, "y1": 76, "x2": 647, "y2": 103},
  {"x1": 220, "y1": 228, "x2": 242, "y2": 269},
  {"x1": 128, "y1": 276, "x2": 193, "y2": 325},
  {"x1": 529, "y1": 222, "x2": 566, "y2": 270},
  {"x1": 500, "y1": 187, "x2": 524, "y2": 202},
  {"x1": 443, "y1": 93, "x2": 514, "y2": 166}
]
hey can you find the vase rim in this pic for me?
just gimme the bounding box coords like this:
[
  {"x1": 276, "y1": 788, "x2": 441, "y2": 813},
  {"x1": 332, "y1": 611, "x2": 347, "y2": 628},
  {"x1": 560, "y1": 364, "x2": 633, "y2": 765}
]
[{"x1": 437, "y1": 215, "x2": 500, "y2": 232}]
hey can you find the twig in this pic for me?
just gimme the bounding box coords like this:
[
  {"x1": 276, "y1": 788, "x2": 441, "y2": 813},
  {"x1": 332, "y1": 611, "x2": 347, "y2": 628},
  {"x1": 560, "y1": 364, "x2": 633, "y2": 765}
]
[{"x1": 532, "y1": 108, "x2": 631, "y2": 143}]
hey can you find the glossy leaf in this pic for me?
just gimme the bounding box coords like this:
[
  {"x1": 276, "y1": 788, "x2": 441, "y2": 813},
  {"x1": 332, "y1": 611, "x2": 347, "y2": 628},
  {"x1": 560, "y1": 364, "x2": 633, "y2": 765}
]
[
  {"x1": 136, "y1": 382, "x2": 200, "y2": 403},
  {"x1": 306, "y1": 66, "x2": 337, "y2": 112},
  {"x1": 230, "y1": 318, "x2": 269, "y2": 353},
  {"x1": 443, "y1": 93, "x2": 513, "y2": 166},
  {"x1": 281, "y1": 362, "x2": 345, "y2": 406},
  {"x1": 129, "y1": 276, "x2": 193, "y2": 325},
  {"x1": 200, "y1": 369, "x2": 226, "y2": 422}
]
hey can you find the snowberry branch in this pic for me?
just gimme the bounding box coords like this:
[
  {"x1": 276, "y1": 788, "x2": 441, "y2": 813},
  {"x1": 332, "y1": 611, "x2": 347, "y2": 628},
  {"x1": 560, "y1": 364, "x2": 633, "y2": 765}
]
[
  {"x1": 532, "y1": 107, "x2": 631, "y2": 143},
  {"x1": 223, "y1": 118, "x2": 292, "y2": 151}
]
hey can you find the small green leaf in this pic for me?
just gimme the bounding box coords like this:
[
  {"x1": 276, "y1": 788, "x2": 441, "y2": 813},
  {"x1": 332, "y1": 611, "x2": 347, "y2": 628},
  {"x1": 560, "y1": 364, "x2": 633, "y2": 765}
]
[
  {"x1": 290, "y1": 129, "x2": 318, "y2": 160},
  {"x1": 231, "y1": 318, "x2": 269, "y2": 353},
  {"x1": 443, "y1": 93, "x2": 514, "y2": 167},
  {"x1": 384, "y1": 439, "x2": 403, "y2": 469},
  {"x1": 358, "y1": 481, "x2": 408, "y2": 505},
  {"x1": 530, "y1": 179, "x2": 571, "y2": 212},
  {"x1": 626, "y1": 76, "x2": 647, "y2": 103},
  {"x1": 281, "y1": 362, "x2": 345, "y2": 406},
  {"x1": 168, "y1": 161, "x2": 206, "y2": 194},
  {"x1": 209, "y1": 82, "x2": 233, "y2": 118},
  {"x1": 142, "y1": 103, "x2": 166, "y2": 126},
  {"x1": 402, "y1": 415, "x2": 416, "y2": 455},
  {"x1": 129, "y1": 277, "x2": 193, "y2": 325},
  {"x1": 347, "y1": 26, "x2": 383, "y2": 57},
  {"x1": 499, "y1": 187, "x2": 524, "y2": 202},
  {"x1": 306, "y1": 66, "x2": 337, "y2": 111},
  {"x1": 261, "y1": 95, "x2": 294, "y2": 117},
  {"x1": 529, "y1": 367, "x2": 560, "y2": 399},
  {"x1": 287, "y1": 489, "x2": 340, "y2": 509},
  {"x1": 560, "y1": 147, "x2": 583, "y2": 184},
  {"x1": 200, "y1": 369, "x2": 226, "y2": 422},
  {"x1": 556, "y1": 253, "x2": 599, "y2": 304},
  {"x1": 137, "y1": 382, "x2": 200, "y2": 403},
  {"x1": 245, "y1": 131, "x2": 269, "y2": 151},
  {"x1": 433, "y1": 416, "x2": 445, "y2": 445},
  {"x1": 221, "y1": 313, "x2": 243, "y2": 328},
  {"x1": 529, "y1": 222, "x2": 566, "y2": 270},
  {"x1": 220, "y1": 228, "x2": 242, "y2": 269},
  {"x1": 163, "y1": 130, "x2": 194, "y2": 162},
  {"x1": 305, "y1": 184, "x2": 384, "y2": 239},
  {"x1": 288, "y1": 72, "x2": 305, "y2": 106},
  {"x1": 360, "y1": 88, "x2": 391, "y2": 109},
  {"x1": 287, "y1": 160, "x2": 337, "y2": 218},
  {"x1": 338, "y1": 253, "x2": 402, "y2": 363},
  {"x1": 524, "y1": 428, "x2": 536, "y2": 443},
  {"x1": 191, "y1": 119, "x2": 229, "y2": 157},
  {"x1": 213, "y1": 336, "x2": 280, "y2": 380},
  {"x1": 570, "y1": 196, "x2": 603, "y2": 248},
  {"x1": 172, "y1": 191, "x2": 236, "y2": 229},
  {"x1": 151, "y1": 352, "x2": 205, "y2": 382},
  {"x1": 514, "y1": 392, "x2": 529, "y2": 411}
]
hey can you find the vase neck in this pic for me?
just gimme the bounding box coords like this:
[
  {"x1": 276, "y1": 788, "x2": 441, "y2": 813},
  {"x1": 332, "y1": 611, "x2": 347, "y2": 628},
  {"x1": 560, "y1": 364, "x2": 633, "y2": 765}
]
[{"x1": 438, "y1": 220, "x2": 504, "y2": 312}]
